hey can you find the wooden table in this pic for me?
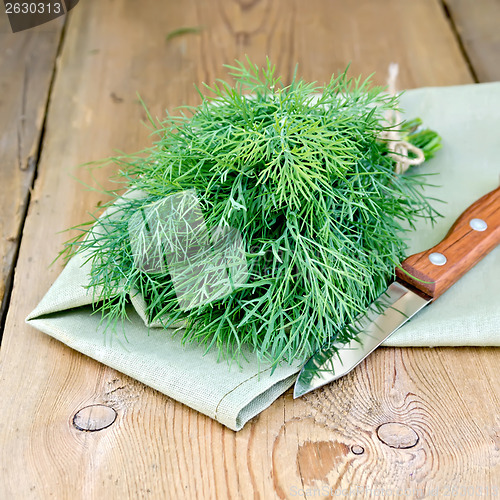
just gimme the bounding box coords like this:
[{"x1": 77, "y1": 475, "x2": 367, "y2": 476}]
[{"x1": 1, "y1": 1, "x2": 499, "y2": 497}]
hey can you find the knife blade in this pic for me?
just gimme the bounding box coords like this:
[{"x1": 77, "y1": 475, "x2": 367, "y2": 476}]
[{"x1": 294, "y1": 185, "x2": 500, "y2": 398}]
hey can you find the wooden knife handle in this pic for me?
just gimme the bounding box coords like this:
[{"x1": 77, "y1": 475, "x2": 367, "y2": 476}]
[{"x1": 396, "y1": 185, "x2": 500, "y2": 299}]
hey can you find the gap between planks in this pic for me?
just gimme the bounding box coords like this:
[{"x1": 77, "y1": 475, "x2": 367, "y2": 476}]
[{"x1": 0, "y1": 17, "x2": 66, "y2": 344}]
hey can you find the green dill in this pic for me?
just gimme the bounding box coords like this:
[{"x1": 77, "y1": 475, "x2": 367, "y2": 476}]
[
  {"x1": 63, "y1": 59, "x2": 442, "y2": 368},
  {"x1": 165, "y1": 26, "x2": 204, "y2": 42}
]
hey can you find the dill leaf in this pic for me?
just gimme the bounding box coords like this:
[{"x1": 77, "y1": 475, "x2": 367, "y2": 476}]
[{"x1": 64, "y1": 60, "x2": 442, "y2": 368}]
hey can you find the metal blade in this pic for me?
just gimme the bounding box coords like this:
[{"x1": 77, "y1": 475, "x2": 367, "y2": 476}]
[{"x1": 293, "y1": 282, "x2": 431, "y2": 398}]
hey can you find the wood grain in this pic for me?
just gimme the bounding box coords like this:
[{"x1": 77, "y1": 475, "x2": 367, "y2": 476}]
[
  {"x1": 398, "y1": 185, "x2": 500, "y2": 298},
  {"x1": 0, "y1": 15, "x2": 64, "y2": 329},
  {"x1": 1, "y1": 0, "x2": 499, "y2": 499},
  {"x1": 443, "y1": 0, "x2": 500, "y2": 82}
]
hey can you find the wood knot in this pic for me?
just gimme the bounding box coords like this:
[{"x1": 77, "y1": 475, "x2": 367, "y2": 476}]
[
  {"x1": 351, "y1": 445, "x2": 364, "y2": 455},
  {"x1": 73, "y1": 404, "x2": 117, "y2": 432},
  {"x1": 376, "y1": 422, "x2": 419, "y2": 449}
]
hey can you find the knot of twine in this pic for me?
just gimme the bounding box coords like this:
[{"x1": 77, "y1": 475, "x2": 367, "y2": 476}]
[{"x1": 381, "y1": 63, "x2": 425, "y2": 174}]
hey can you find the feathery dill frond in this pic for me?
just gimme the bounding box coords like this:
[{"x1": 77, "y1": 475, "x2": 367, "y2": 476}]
[{"x1": 63, "y1": 60, "x2": 442, "y2": 368}]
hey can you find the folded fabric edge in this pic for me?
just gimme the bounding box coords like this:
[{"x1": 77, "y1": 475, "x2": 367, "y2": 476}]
[
  {"x1": 234, "y1": 374, "x2": 298, "y2": 431},
  {"x1": 25, "y1": 312, "x2": 301, "y2": 431},
  {"x1": 26, "y1": 315, "x2": 230, "y2": 427}
]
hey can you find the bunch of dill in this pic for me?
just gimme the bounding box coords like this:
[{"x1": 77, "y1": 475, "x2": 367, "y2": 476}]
[{"x1": 65, "y1": 60, "x2": 441, "y2": 368}]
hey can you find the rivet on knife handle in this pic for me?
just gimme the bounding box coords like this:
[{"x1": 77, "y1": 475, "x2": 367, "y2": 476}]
[{"x1": 396, "y1": 186, "x2": 500, "y2": 299}]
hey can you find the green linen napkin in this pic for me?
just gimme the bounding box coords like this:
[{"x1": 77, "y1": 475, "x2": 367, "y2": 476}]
[
  {"x1": 27, "y1": 82, "x2": 500, "y2": 431},
  {"x1": 385, "y1": 82, "x2": 500, "y2": 346}
]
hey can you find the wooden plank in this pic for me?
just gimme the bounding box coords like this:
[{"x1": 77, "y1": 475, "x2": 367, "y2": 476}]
[
  {"x1": 0, "y1": 16, "x2": 64, "y2": 330},
  {"x1": 1, "y1": 0, "x2": 494, "y2": 498},
  {"x1": 443, "y1": 0, "x2": 500, "y2": 82}
]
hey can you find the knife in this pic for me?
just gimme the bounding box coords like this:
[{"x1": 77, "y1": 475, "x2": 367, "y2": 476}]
[{"x1": 294, "y1": 185, "x2": 500, "y2": 398}]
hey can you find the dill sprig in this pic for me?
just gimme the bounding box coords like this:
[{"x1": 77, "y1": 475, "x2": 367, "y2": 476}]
[{"x1": 64, "y1": 59, "x2": 442, "y2": 368}]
